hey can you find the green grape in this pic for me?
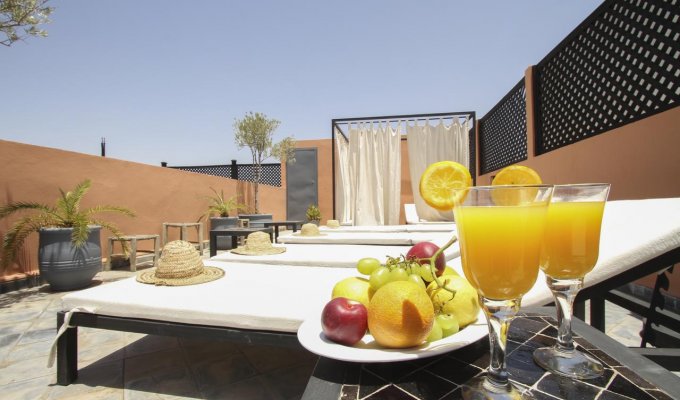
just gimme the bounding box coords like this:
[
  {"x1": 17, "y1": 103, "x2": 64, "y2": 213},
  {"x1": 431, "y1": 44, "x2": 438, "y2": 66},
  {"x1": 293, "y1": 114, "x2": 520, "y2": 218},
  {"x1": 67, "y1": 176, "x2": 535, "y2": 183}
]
[
  {"x1": 369, "y1": 266, "x2": 390, "y2": 290},
  {"x1": 436, "y1": 314, "x2": 459, "y2": 331},
  {"x1": 442, "y1": 325, "x2": 460, "y2": 338},
  {"x1": 388, "y1": 267, "x2": 409, "y2": 282},
  {"x1": 426, "y1": 319, "x2": 443, "y2": 342},
  {"x1": 407, "y1": 273, "x2": 426, "y2": 290},
  {"x1": 420, "y1": 264, "x2": 435, "y2": 283},
  {"x1": 357, "y1": 257, "x2": 381, "y2": 275}
]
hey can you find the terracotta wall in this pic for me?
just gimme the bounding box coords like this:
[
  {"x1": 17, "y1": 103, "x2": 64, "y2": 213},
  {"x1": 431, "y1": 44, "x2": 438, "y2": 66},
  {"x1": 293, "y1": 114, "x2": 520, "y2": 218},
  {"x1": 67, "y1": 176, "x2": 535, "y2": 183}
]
[{"x1": 0, "y1": 139, "x2": 287, "y2": 282}]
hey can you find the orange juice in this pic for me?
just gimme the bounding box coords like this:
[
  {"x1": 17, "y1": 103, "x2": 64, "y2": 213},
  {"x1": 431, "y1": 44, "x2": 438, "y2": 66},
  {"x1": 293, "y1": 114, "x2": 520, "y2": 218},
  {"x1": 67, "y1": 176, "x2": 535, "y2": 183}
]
[
  {"x1": 456, "y1": 204, "x2": 548, "y2": 300},
  {"x1": 541, "y1": 201, "x2": 605, "y2": 279}
]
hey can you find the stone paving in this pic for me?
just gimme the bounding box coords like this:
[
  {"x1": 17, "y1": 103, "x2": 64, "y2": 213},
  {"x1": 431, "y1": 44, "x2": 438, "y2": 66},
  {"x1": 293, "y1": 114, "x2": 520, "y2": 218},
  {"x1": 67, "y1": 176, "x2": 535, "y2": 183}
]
[{"x1": 0, "y1": 264, "x2": 650, "y2": 399}]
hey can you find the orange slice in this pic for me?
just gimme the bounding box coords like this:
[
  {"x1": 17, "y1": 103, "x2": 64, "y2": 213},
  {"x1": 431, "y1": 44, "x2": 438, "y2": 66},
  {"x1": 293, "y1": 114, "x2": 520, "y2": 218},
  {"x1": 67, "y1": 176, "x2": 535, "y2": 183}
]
[
  {"x1": 419, "y1": 161, "x2": 472, "y2": 211},
  {"x1": 492, "y1": 165, "x2": 542, "y2": 186},
  {"x1": 491, "y1": 165, "x2": 542, "y2": 206}
]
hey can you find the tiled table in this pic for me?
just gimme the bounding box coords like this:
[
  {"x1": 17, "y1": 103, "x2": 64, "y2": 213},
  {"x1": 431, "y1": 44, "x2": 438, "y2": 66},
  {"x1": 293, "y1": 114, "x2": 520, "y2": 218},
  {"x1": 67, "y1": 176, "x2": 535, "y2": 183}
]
[
  {"x1": 209, "y1": 227, "x2": 274, "y2": 257},
  {"x1": 301, "y1": 309, "x2": 680, "y2": 400},
  {"x1": 263, "y1": 220, "x2": 304, "y2": 241}
]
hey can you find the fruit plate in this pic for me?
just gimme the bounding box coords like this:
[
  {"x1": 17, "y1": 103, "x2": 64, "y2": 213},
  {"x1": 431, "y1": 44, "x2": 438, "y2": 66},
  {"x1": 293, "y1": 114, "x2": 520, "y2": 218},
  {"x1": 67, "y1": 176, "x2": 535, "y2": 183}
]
[{"x1": 297, "y1": 311, "x2": 488, "y2": 363}]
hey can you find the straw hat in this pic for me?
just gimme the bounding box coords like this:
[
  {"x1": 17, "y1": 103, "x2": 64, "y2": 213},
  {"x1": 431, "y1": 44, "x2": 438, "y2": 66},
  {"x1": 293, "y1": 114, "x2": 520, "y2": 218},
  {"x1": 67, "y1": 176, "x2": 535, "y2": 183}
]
[
  {"x1": 326, "y1": 219, "x2": 340, "y2": 229},
  {"x1": 231, "y1": 231, "x2": 286, "y2": 255},
  {"x1": 137, "y1": 240, "x2": 224, "y2": 286},
  {"x1": 299, "y1": 223, "x2": 326, "y2": 237}
]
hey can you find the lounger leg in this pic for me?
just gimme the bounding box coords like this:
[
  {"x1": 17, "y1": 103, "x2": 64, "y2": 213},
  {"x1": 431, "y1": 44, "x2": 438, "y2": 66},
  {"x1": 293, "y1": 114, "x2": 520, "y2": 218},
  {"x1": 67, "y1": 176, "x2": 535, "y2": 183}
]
[{"x1": 56, "y1": 312, "x2": 78, "y2": 385}]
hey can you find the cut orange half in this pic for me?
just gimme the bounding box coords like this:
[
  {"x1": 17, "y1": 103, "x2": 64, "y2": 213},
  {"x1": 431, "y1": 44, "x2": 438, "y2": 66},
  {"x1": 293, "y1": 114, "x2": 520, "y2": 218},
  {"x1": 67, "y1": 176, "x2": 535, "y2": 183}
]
[
  {"x1": 492, "y1": 165, "x2": 542, "y2": 186},
  {"x1": 491, "y1": 165, "x2": 543, "y2": 206},
  {"x1": 419, "y1": 161, "x2": 472, "y2": 211}
]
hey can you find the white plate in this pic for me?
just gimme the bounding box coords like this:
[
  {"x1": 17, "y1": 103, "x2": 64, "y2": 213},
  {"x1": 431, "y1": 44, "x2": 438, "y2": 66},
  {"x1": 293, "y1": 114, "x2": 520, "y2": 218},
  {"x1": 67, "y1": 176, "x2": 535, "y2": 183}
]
[{"x1": 297, "y1": 311, "x2": 488, "y2": 363}]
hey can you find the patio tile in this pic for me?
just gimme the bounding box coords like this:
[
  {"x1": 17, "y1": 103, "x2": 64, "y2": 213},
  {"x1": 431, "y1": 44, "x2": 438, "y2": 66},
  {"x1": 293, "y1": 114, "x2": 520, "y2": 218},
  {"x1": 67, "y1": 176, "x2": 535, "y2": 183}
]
[
  {"x1": 200, "y1": 374, "x2": 284, "y2": 400},
  {"x1": 124, "y1": 348, "x2": 187, "y2": 380},
  {"x1": 7, "y1": 336, "x2": 54, "y2": 362},
  {"x1": 124, "y1": 334, "x2": 179, "y2": 358},
  {"x1": 189, "y1": 352, "x2": 258, "y2": 390},
  {"x1": 239, "y1": 343, "x2": 317, "y2": 373},
  {"x1": 124, "y1": 364, "x2": 201, "y2": 400},
  {"x1": 47, "y1": 359, "x2": 124, "y2": 400},
  {"x1": 0, "y1": 353, "x2": 55, "y2": 385},
  {"x1": 261, "y1": 361, "x2": 317, "y2": 400},
  {"x1": 0, "y1": 374, "x2": 52, "y2": 400},
  {"x1": 179, "y1": 336, "x2": 242, "y2": 363}
]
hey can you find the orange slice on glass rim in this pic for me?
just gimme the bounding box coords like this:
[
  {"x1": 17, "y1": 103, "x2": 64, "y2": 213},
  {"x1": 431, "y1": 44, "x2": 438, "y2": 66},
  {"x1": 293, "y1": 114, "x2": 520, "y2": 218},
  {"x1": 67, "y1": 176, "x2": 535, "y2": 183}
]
[
  {"x1": 491, "y1": 165, "x2": 542, "y2": 205},
  {"x1": 419, "y1": 161, "x2": 472, "y2": 211}
]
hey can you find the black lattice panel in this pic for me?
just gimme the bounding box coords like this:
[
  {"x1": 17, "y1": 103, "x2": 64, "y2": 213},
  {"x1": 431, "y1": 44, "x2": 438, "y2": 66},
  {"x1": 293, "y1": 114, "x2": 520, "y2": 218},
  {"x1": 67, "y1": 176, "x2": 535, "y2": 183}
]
[
  {"x1": 173, "y1": 163, "x2": 281, "y2": 187},
  {"x1": 535, "y1": 0, "x2": 680, "y2": 154},
  {"x1": 479, "y1": 80, "x2": 528, "y2": 175},
  {"x1": 468, "y1": 127, "x2": 477, "y2": 183}
]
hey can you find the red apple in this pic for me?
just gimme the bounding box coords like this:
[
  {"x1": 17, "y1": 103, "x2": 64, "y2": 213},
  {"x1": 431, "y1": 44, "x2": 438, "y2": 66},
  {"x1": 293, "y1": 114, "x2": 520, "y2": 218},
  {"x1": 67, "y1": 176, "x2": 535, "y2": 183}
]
[
  {"x1": 321, "y1": 297, "x2": 368, "y2": 346},
  {"x1": 407, "y1": 241, "x2": 446, "y2": 276}
]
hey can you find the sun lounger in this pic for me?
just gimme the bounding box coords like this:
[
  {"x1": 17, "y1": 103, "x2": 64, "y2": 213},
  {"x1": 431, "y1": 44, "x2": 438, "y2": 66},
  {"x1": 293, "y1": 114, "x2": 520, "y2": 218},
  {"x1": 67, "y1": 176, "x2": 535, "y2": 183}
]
[{"x1": 319, "y1": 224, "x2": 455, "y2": 233}]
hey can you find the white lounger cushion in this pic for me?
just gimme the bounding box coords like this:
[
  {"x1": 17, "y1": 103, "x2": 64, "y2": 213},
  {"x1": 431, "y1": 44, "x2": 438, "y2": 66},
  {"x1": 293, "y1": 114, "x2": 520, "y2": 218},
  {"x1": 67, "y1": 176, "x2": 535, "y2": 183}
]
[
  {"x1": 276, "y1": 231, "x2": 453, "y2": 246},
  {"x1": 211, "y1": 241, "x2": 460, "y2": 267},
  {"x1": 61, "y1": 263, "x2": 355, "y2": 333},
  {"x1": 319, "y1": 224, "x2": 455, "y2": 233}
]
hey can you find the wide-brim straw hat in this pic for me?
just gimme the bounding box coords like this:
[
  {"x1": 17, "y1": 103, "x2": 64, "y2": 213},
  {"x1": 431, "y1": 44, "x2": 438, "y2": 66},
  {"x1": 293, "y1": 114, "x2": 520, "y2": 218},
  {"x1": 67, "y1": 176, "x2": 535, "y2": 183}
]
[
  {"x1": 296, "y1": 222, "x2": 325, "y2": 237},
  {"x1": 137, "y1": 240, "x2": 224, "y2": 286},
  {"x1": 326, "y1": 219, "x2": 340, "y2": 229},
  {"x1": 231, "y1": 231, "x2": 286, "y2": 256}
]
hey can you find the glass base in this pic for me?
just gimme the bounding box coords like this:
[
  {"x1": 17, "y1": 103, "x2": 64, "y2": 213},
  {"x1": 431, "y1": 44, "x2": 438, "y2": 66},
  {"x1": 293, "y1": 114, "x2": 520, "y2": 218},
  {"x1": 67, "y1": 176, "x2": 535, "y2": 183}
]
[
  {"x1": 462, "y1": 376, "x2": 533, "y2": 400},
  {"x1": 533, "y1": 346, "x2": 603, "y2": 379}
]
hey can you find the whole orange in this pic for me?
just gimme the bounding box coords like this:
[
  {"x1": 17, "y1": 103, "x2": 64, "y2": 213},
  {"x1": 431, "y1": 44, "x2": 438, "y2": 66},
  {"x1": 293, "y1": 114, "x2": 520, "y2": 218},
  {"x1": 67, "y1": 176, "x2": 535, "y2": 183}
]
[{"x1": 368, "y1": 281, "x2": 435, "y2": 348}]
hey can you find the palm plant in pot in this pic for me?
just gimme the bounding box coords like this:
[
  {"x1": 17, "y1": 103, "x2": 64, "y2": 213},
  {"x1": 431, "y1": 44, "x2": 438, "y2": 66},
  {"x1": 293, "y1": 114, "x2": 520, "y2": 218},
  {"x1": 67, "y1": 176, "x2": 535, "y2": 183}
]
[
  {"x1": 200, "y1": 188, "x2": 245, "y2": 250},
  {"x1": 0, "y1": 179, "x2": 135, "y2": 291}
]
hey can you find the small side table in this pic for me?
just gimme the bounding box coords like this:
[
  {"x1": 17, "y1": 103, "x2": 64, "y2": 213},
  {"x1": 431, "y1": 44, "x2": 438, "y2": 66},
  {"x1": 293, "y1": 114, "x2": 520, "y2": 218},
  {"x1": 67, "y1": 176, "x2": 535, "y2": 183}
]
[
  {"x1": 105, "y1": 234, "x2": 160, "y2": 272},
  {"x1": 162, "y1": 222, "x2": 204, "y2": 255},
  {"x1": 263, "y1": 220, "x2": 304, "y2": 242},
  {"x1": 209, "y1": 227, "x2": 274, "y2": 257}
]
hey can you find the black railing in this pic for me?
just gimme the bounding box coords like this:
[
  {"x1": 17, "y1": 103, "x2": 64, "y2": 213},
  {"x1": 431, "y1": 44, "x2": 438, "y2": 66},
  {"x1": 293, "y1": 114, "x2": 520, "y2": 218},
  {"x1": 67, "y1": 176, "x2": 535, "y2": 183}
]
[
  {"x1": 534, "y1": 0, "x2": 680, "y2": 154},
  {"x1": 164, "y1": 160, "x2": 282, "y2": 187},
  {"x1": 478, "y1": 79, "x2": 528, "y2": 175}
]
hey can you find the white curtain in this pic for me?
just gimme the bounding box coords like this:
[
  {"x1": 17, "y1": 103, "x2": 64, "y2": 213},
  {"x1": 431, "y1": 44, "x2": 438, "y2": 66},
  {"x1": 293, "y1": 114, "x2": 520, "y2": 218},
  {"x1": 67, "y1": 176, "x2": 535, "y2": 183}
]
[
  {"x1": 334, "y1": 129, "x2": 352, "y2": 224},
  {"x1": 336, "y1": 122, "x2": 401, "y2": 226},
  {"x1": 407, "y1": 118, "x2": 470, "y2": 222}
]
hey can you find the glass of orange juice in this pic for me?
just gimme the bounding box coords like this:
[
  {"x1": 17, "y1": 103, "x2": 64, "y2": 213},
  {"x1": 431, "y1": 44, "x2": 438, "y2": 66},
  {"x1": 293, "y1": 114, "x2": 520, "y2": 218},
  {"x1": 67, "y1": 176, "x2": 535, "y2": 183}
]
[
  {"x1": 454, "y1": 185, "x2": 553, "y2": 400},
  {"x1": 533, "y1": 183, "x2": 610, "y2": 379}
]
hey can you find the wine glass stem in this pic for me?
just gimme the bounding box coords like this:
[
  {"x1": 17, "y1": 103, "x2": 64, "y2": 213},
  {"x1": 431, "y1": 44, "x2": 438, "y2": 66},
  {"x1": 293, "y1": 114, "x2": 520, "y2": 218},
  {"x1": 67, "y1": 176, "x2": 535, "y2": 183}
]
[
  {"x1": 482, "y1": 297, "x2": 520, "y2": 387},
  {"x1": 547, "y1": 276, "x2": 584, "y2": 352}
]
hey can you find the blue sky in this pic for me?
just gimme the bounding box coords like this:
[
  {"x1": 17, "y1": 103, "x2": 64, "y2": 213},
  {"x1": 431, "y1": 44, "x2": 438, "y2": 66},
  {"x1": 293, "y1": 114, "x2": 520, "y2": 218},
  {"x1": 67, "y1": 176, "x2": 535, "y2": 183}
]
[{"x1": 2, "y1": 0, "x2": 601, "y2": 166}]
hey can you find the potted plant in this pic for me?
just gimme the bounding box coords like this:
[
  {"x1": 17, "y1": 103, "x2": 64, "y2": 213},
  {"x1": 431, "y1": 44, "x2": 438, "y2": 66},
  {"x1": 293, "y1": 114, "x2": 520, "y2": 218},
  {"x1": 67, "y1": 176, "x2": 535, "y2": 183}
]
[
  {"x1": 233, "y1": 111, "x2": 296, "y2": 218},
  {"x1": 201, "y1": 188, "x2": 245, "y2": 250},
  {"x1": 0, "y1": 179, "x2": 135, "y2": 291},
  {"x1": 306, "y1": 204, "x2": 322, "y2": 225}
]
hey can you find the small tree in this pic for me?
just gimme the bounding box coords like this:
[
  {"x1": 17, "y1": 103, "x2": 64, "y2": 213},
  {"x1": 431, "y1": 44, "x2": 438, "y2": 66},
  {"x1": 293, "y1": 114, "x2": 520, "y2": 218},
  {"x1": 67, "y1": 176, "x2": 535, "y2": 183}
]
[
  {"x1": 233, "y1": 112, "x2": 295, "y2": 213},
  {"x1": 1, "y1": 0, "x2": 53, "y2": 47}
]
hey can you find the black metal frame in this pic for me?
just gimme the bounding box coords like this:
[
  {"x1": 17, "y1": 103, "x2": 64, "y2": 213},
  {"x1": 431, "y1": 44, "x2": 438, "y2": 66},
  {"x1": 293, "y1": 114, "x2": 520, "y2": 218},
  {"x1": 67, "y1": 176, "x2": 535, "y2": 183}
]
[
  {"x1": 573, "y1": 247, "x2": 680, "y2": 330},
  {"x1": 56, "y1": 311, "x2": 301, "y2": 386},
  {"x1": 331, "y1": 111, "x2": 477, "y2": 219}
]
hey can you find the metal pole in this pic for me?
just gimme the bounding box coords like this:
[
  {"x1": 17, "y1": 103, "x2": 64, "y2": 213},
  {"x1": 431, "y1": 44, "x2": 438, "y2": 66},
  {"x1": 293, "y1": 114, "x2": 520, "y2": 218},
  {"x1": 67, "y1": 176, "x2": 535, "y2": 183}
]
[{"x1": 100, "y1": 138, "x2": 106, "y2": 157}]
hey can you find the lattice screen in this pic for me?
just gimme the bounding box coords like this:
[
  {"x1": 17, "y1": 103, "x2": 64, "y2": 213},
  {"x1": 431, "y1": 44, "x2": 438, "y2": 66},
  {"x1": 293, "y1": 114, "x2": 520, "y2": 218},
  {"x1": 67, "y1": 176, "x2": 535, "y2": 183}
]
[
  {"x1": 535, "y1": 0, "x2": 680, "y2": 154},
  {"x1": 479, "y1": 80, "x2": 528, "y2": 175},
  {"x1": 173, "y1": 163, "x2": 281, "y2": 187}
]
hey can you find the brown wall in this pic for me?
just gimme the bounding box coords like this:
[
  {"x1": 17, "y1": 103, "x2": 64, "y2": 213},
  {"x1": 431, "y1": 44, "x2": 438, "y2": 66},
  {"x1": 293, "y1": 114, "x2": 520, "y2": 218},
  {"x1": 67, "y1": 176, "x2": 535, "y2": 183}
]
[{"x1": 0, "y1": 139, "x2": 287, "y2": 282}]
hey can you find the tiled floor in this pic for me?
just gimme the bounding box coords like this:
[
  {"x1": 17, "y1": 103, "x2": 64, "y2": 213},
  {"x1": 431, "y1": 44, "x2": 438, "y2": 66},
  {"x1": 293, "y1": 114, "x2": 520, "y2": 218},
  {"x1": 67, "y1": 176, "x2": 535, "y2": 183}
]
[{"x1": 0, "y1": 265, "x2": 650, "y2": 400}]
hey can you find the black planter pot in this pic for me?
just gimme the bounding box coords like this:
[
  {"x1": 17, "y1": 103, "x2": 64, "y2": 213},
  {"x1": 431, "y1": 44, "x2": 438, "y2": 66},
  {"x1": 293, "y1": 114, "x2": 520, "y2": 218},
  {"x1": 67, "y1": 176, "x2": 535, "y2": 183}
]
[
  {"x1": 38, "y1": 226, "x2": 102, "y2": 291},
  {"x1": 210, "y1": 216, "x2": 240, "y2": 250},
  {"x1": 238, "y1": 213, "x2": 273, "y2": 228}
]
